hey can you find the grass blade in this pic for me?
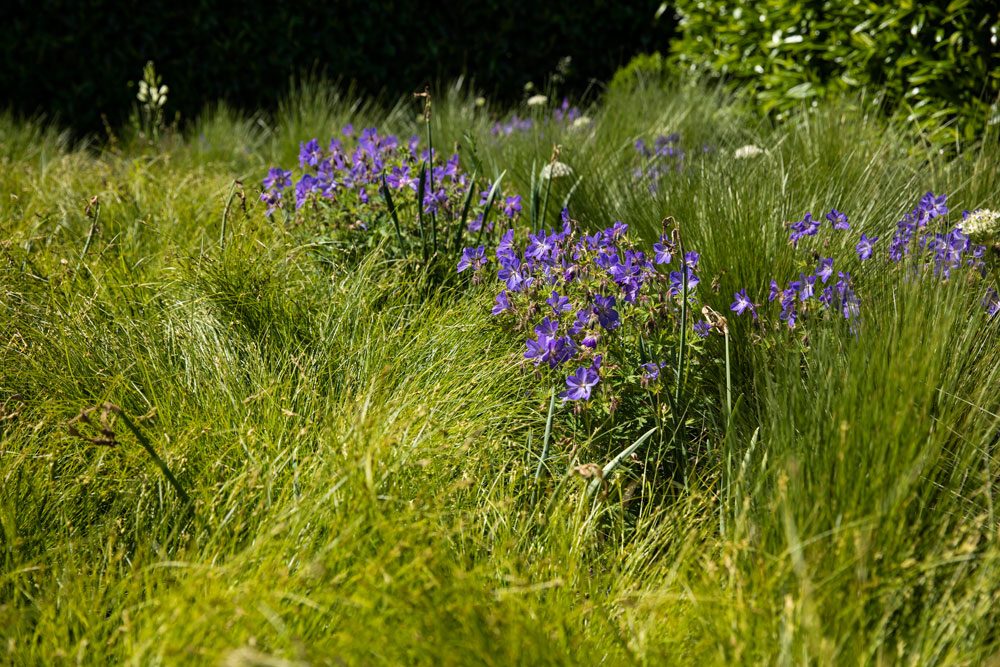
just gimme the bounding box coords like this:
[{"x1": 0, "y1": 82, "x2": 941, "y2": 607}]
[{"x1": 453, "y1": 166, "x2": 478, "y2": 254}]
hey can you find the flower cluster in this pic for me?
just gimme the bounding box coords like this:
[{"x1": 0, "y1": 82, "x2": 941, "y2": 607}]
[
  {"x1": 461, "y1": 212, "x2": 710, "y2": 405},
  {"x1": 632, "y1": 133, "x2": 684, "y2": 192},
  {"x1": 961, "y1": 208, "x2": 1000, "y2": 241},
  {"x1": 728, "y1": 192, "x2": 996, "y2": 331},
  {"x1": 490, "y1": 98, "x2": 585, "y2": 136},
  {"x1": 260, "y1": 125, "x2": 520, "y2": 262}
]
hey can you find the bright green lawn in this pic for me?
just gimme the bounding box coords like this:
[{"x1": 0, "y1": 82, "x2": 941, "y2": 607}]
[{"x1": 2, "y1": 82, "x2": 999, "y2": 665}]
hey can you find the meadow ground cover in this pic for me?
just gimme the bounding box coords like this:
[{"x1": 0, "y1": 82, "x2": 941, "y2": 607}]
[{"x1": 2, "y1": 81, "x2": 1000, "y2": 665}]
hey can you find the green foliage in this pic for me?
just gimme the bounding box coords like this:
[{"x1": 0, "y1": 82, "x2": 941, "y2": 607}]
[
  {"x1": 669, "y1": 0, "x2": 1000, "y2": 145},
  {"x1": 608, "y1": 51, "x2": 671, "y2": 94},
  {"x1": 2, "y1": 83, "x2": 1000, "y2": 664},
  {"x1": 2, "y1": 0, "x2": 674, "y2": 136}
]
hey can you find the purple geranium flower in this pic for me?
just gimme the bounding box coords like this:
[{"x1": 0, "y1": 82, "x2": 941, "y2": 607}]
[
  {"x1": 299, "y1": 139, "x2": 322, "y2": 168},
  {"x1": 592, "y1": 294, "x2": 621, "y2": 330},
  {"x1": 730, "y1": 289, "x2": 757, "y2": 319},
  {"x1": 920, "y1": 192, "x2": 949, "y2": 219},
  {"x1": 534, "y1": 316, "x2": 559, "y2": 338},
  {"x1": 768, "y1": 280, "x2": 781, "y2": 302},
  {"x1": 983, "y1": 288, "x2": 1000, "y2": 318},
  {"x1": 856, "y1": 233, "x2": 878, "y2": 261},
  {"x1": 669, "y1": 267, "x2": 700, "y2": 296},
  {"x1": 547, "y1": 291, "x2": 572, "y2": 314},
  {"x1": 826, "y1": 209, "x2": 849, "y2": 230},
  {"x1": 492, "y1": 291, "x2": 511, "y2": 315},
  {"x1": 641, "y1": 362, "x2": 661, "y2": 382},
  {"x1": 457, "y1": 246, "x2": 486, "y2": 273},
  {"x1": 263, "y1": 167, "x2": 293, "y2": 192},
  {"x1": 423, "y1": 188, "x2": 449, "y2": 214},
  {"x1": 653, "y1": 236, "x2": 673, "y2": 265},
  {"x1": 560, "y1": 364, "x2": 600, "y2": 401},
  {"x1": 816, "y1": 258, "x2": 834, "y2": 284},
  {"x1": 503, "y1": 195, "x2": 523, "y2": 219}
]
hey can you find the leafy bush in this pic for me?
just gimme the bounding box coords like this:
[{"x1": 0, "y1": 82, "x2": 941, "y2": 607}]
[
  {"x1": 608, "y1": 51, "x2": 671, "y2": 93},
  {"x1": 2, "y1": 0, "x2": 674, "y2": 136},
  {"x1": 668, "y1": 0, "x2": 1000, "y2": 144}
]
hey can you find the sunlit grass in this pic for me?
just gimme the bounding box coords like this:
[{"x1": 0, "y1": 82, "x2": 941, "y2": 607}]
[{"x1": 1, "y1": 81, "x2": 998, "y2": 665}]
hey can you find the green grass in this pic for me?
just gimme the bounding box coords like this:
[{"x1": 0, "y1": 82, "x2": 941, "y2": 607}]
[{"x1": 2, "y1": 82, "x2": 999, "y2": 665}]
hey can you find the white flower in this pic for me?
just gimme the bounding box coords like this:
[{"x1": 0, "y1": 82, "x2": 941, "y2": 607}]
[
  {"x1": 571, "y1": 116, "x2": 592, "y2": 129},
  {"x1": 961, "y1": 209, "x2": 1000, "y2": 239},
  {"x1": 526, "y1": 94, "x2": 548, "y2": 107},
  {"x1": 540, "y1": 161, "x2": 574, "y2": 180},
  {"x1": 734, "y1": 145, "x2": 766, "y2": 159}
]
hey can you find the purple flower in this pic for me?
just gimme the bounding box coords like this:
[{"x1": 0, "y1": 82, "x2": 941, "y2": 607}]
[
  {"x1": 295, "y1": 174, "x2": 319, "y2": 208},
  {"x1": 549, "y1": 336, "x2": 577, "y2": 367},
  {"x1": 920, "y1": 192, "x2": 949, "y2": 219},
  {"x1": 826, "y1": 209, "x2": 850, "y2": 230},
  {"x1": 581, "y1": 331, "x2": 600, "y2": 348},
  {"x1": 683, "y1": 251, "x2": 699, "y2": 270},
  {"x1": 525, "y1": 232, "x2": 555, "y2": 263},
  {"x1": 260, "y1": 190, "x2": 282, "y2": 215},
  {"x1": 496, "y1": 229, "x2": 517, "y2": 260},
  {"x1": 693, "y1": 320, "x2": 712, "y2": 337},
  {"x1": 299, "y1": 139, "x2": 322, "y2": 168},
  {"x1": 983, "y1": 288, "x2": 1000, "y2": 318},
  {"x1": 669, "y1": 267, "x2": 700, "y2": 296},
  {"x1": 503, "y1": 195, "x2": 522, "y2": 219},
  {"x1": 547, "y1": 291, "x2": 572, "y2": 314},
  {"x1": 592, "y1": 295, "x2": 621, "y2": 331},
  {"x1": 263, "y1": 167, "x2": 292, "y2": 192},
  {"x1": 789, "y1": 213, "x2": 820, "y2": 247},
  {"x1": 730, "y1": 289, "x2": 757, "y2": 319},
  {"x1": 768, "y1": 280, "x2": 781, "y2": 302},
  {"x1": 641, "y1": 362, "x2": 661, "y2": 382},
  {"x1": 816, "y1": 258, "x2": 834, "y2": 284},
  {"x1": 492, "y1": 291, "x2": 511, "y2": 315},
  {"x1": 525, "y1": 334, "x2": 551, "y2": 365},
  {"x1": 819, "y1": 286, "x2": 834, "y2": 308},
  {"x1": 386, "y1": 165, "x2": 417, "y2": 190},
  {"x1": 560, "y1": 364, "x2": 600, "y2": 401},
  {"x1": 568, "y1": 309, "x2": 593, "y2": 336},
  {"x1": 653, "y1": 236, "x2": 673, "y2": 265},
  {"x1": 856, "y1": 233, "x2": 878, "y2": 261},
  {"x1": 799, "y1": 274, "x2": 816, "y2": 302},
  {"x1": 534, "y1": 317, "x2": 559, "y2": 338},
  {"x1": 423, "y1": 188, "x2": 449, "y2": 214},
  {"x1": 457, "y1": 246, "x2": 486, "y2": 273}
]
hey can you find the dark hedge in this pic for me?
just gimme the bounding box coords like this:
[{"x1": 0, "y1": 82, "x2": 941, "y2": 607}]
[{"x1": 1, "y1": 1, "x2": 674, "y2": 135}]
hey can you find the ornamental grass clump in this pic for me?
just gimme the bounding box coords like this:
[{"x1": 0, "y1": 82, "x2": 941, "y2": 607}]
[
  {"x1": 728, "y1": 192, "x2": 997, "y2": 335},
  {"x1": 259, "y1": 123, "x2": 514, "y2": 270}
]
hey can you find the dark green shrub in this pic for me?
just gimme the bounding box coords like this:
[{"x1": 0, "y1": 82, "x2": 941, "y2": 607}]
[
  {"x1": 2, "y1": 1, "x2": 675, "y2": 136},
  {"x1": 668, "y1": 0, "x2": 1000, "y2": 144},
  {"x1": 608, "y1": 52, "x2": 671, "y2": 94}
]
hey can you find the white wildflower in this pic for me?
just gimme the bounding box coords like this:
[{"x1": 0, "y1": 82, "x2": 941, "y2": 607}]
[
  {"x1": 526, "y1": 94, "x2": 548, "y2": 107},
  {"x1": 540, "y1": 161, "x2": 574, "y2": 180},
  {"x1": 571, "y1": 116, "x2": 592, "y2": 129},
  {"x1": 734, "y1": 145, "x2": 766, "y2": 159},
  {"x1": 961, "y1": 209, "x2": 1000, "y2": 239}
]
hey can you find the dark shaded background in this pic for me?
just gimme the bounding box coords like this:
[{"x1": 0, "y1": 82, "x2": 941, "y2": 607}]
[{"x1": 2, "y1": 1, "x2": 675, "y2": 135}]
